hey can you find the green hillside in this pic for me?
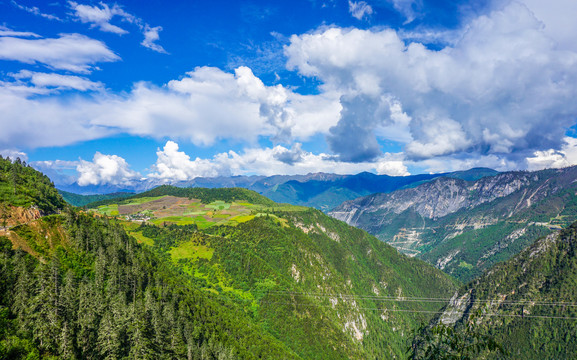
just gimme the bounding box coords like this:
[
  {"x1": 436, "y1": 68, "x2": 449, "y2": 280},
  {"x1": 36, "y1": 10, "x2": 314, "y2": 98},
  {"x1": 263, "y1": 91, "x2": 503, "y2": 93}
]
[
  {"x1": 90, "y1": 185, "x2": 460, "y2": 358},
  {"x1": 421, "y1": 223, "x2": 577, "y2": 359},
  {"x1": 0, "y1": 156, "x2": 66, "y2": 213},
  {"x1": 0, "y1": 160, "x2": 299, "y2": 359},
  {"x1": 138, "y1": 209, "x2": 459, "y2": 358},
  {"x1": 0, "y1": 158, "x2": 459, "y2": 359},
  {"x1": 88, "y1": 185, "x2": 278, "y2": 208}
]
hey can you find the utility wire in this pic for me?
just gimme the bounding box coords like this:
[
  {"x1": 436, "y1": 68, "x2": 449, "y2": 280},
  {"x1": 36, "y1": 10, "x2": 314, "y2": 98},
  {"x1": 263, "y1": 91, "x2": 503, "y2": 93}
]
[
  {"x1": 266, "y1": 290, "x2": 577, "y2": 307},
  {"x1": 261, "y1": 301, "x2": 577, "y2": 320}
]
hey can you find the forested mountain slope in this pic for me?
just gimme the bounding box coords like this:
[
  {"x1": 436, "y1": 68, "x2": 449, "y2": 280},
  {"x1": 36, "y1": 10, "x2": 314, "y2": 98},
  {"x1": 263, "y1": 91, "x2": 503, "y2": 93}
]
[
  {"x1": 0, "y1": 156, "x2": 66, "y2": 214},
  {"x1": 428, "y1": 223, "x2": 577, "y2": 359},
  {"x1": 330, "y1": 166, "x2": 577, "y2": 282},
  {"x1": 87, "y1": 185, "x2": 459, "y2": 359},
  {"x1": 0, "y1": 158, "x2": 299, "y2": 359},
  {"x1": 1, "y1": 157, "x2": 458, "y2": 359}
]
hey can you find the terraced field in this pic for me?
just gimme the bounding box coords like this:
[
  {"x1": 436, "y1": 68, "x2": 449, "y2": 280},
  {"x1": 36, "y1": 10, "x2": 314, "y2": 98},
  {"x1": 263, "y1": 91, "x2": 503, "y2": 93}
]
[{"x1": 93, "y1": 195, "x2": 263, "y2": 228}]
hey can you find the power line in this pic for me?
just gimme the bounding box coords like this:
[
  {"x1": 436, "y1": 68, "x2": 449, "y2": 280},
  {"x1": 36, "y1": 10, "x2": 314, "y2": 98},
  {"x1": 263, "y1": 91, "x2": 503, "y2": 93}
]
[
  {"x1": 265, "y1": 290, "x2": 577, "y2": 308},
  {"x1": 261, "y1": 301, "x2": 577, "y2": 320}
]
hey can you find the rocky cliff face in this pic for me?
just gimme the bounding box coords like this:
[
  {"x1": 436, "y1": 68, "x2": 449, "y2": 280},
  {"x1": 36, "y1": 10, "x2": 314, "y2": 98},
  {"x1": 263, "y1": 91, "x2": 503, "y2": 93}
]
[
  {"x1": 0, "y1": 205, "x2": 42, "y2": 228},
  {"x1": 329, "y1": 166, "x2": 577, "y2": 281},
  {"x1": 331, "y1": 171, "x2": 533, "y2": 224}
]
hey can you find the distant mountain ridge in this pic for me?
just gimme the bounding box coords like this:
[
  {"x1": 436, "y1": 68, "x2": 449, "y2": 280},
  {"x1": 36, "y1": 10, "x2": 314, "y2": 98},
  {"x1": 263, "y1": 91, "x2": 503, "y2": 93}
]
[
  {"x1": 55, "y1": 173, "x2": 343, "y2": 195},
  {"x1": 58, "y1": 189, "x2": 133, "y2": 207},
  {"x1": 57, "y1": 167, "x2": 499, "y2": 212},
  {"x1": 330, "y1": 166, "x2": 577, "y2": 281}
]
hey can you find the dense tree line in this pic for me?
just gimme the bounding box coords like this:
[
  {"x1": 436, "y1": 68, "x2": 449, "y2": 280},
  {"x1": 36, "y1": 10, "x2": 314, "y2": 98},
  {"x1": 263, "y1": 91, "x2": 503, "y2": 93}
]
[
  {"x1": 0, "y1": 156, "x2": 66, "y2": 213},
  {"x1": 139, "y1": 223, "x2": 199, "y2": 253}
]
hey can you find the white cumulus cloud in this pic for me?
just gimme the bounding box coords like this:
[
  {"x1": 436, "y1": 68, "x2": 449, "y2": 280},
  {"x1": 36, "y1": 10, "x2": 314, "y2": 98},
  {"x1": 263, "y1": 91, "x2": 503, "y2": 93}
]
[
  {"x1": 516, "y1": 0, "x2": 577, "y2": 52},
  {"x1": 0, "y1": 85, "x2": 115, "y2": 149},
  {"x1": 148, "y1": 141, "x2": 231, "y2": 180},
  {"x1": 285, "y1": 2, "x2": 577, "y2": 164},
  {"x1": 148, "y1": 141, "x2": 389, "y2": 180},
  {"x1": 526, "y1": 137, "x2": 577, "y2": 171},
  {"x1": 0, "y1": 66, "x2": 339, "y2": 151},
  {"x1": 77, "y1": 152, "x2": 140, "y2": 186},
  {"x1": 376, "y1": 158, "x2": 410, "y2": 176},
  {"x1": 0, "y1": 149, "x2": 28, "y2": 162}
]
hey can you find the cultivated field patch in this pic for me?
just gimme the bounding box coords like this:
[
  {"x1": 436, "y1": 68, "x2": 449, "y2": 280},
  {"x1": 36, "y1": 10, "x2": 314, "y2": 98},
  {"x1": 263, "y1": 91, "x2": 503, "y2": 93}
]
[{"x1": 94, "y1": 195, "x2": 259, "y2": 229}]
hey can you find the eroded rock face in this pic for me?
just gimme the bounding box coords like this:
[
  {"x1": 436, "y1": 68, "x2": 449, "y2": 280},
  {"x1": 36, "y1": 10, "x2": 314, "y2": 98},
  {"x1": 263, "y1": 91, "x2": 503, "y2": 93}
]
[
  {"x1": 439, "y1": 291, "x2": 472, "y2": 325},
  {"x1": 0, "y1": 205, "x2": 42, "y2": 228}
]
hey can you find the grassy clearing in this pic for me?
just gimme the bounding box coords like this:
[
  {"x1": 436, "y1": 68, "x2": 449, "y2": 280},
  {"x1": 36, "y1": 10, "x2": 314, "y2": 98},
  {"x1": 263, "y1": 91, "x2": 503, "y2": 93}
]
[
  {"x1": 271, "y1": 204, "x2": 309, "y2": 212},
  {"x1": 97, "y1": 204, "x2": 119, "y2": 216},
  {"x1": 206, "y1": 201, "x2": 231, "y2": 211},
  {"x1": 230, "y1": 215, "x2": 255, "y2": 223},
  {"x1": 183, "y1": 211, "x2": 206, "y2": 216},
  {"x1": 255, "y1": 213, "x2": 289, "y2": 227},
  {"x1": 169, "y1": 240, "x2": 214, "y2": 260},
  {"x1": 193, "y1": 217, "x2": 214, "y2": 229},
  {"x1": 118, "y1": 221, "x2": 139, "y2": 231},
  {"x1": 129, "y1": 231, "x2": 154, "y2": 246},
  {"x1": 121, "y1": 195, "x2": 167, "y2": 206},
  {"x1": 95, "y1": 195, "x2": 299, "y2": 230}
]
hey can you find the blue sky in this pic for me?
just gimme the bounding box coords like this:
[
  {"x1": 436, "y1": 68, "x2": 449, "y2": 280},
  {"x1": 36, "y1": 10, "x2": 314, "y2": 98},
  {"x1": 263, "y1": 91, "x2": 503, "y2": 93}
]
[{"x1": 2, "y1": 0, "x2": 577, "y2": 189}]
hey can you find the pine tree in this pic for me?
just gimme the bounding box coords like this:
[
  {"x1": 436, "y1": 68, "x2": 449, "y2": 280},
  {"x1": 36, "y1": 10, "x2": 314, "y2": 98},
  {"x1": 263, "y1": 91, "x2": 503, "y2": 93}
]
[
  {"x1": 59, "y1": 321, "x2": 77, "y2": 360},
  {"x1": 12, "y1": 252, "x2": 34, "y2": 337},
  {"x1": 127, "y1": 300, "x2": 157, "y2": 359},
  {"x1": 98, "y1": 311, "x2": 122, "y2": 360},
  {"x1": 76, "y1": 281, "x2": 100, "y2": 358},
  {"x1": 30, "y1": 263, "x2": 61, "y2": 354}
]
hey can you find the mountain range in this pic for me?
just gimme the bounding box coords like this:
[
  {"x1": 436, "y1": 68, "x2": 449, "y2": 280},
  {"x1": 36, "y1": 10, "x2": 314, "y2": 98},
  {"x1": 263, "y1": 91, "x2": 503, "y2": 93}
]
[
  {"x1": 57, "y1": 167, "x2": 498, "y2": 212},
  {"x1": 330, "y1": 166, "x2": 577, "y2": 282}
]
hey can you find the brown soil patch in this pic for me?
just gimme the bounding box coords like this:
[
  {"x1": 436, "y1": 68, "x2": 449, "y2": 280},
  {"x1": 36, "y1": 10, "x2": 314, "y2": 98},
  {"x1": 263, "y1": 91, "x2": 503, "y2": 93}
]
[
  {"x1": 118, "y1": 196, "x2": 198, "y2": 215},
  {"x1": 0, "y1": 205, "x2": 42, "y2": 227},
  {"x1": 3, "y1": 217, "x2": 67, "y2": 263},
  {"x1": 5, "y1": 230, "x2": 43, "y2": 261}
]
